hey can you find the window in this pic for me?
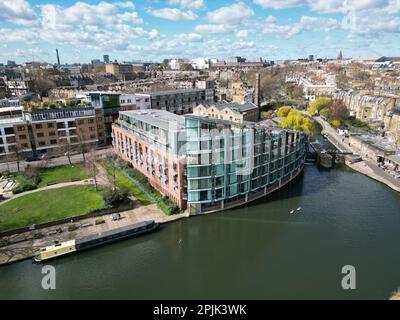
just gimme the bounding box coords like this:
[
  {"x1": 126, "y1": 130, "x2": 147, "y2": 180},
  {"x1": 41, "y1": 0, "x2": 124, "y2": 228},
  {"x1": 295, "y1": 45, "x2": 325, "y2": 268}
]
[
  {"x1": 77, "y1": 119, "x2": 84, "y2": 125},
  {"x1": 68, "y1": 121, "x2": 76, "y2": 127},
  {"x1": 37, "y1": 132, "x2": 44, "y2": 138},
  {"x1": 49, "y1": 131, "x2": 56, "y2": 136},
  {"x1": 47, "y1": 123, "x2": 54, "y2": 128},
  {"x1": 17, "y1": 126, "x2": 25, "y2": 132},
  {"x1": 35, "y1": 124, "x2": 43, "y2": 129},
  {"x1": 4, "y1": 127, "x2": 14, "y2": 135},
  {"x1": 88, "y1": 119, "x2": 94, "y2": 124},
  {"x1": 57, "y1": 122, "x2": 65, "y2": 129},
  {"x1": 19, "y1": 134, "x2": 27, "y2": 140},
  {"x1": 38, "y1": 141, "x2": 46, "y2": 146},
  {"x1": 50, "y1": 139, "x2": 57, "y2": 145}
]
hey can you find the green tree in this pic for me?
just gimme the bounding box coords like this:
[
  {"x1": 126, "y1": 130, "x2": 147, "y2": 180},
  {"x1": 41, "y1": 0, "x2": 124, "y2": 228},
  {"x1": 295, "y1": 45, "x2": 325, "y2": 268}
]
[
  {"x1": 307, "y1": 97, "x2": 332, "y2": 115},
  {"x1": 276, "y1": 106, "x2": 293, "y2": 118}
]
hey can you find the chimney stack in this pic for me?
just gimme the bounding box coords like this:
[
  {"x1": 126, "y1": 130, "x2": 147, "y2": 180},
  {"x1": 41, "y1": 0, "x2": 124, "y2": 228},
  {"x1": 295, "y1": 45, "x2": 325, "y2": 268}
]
[
  {"x1": 56, "y1": 49, "x2": 60, "y2": 65},
  {"x1": 254, "y1": 73, "x2": 261, "y2": 108}
]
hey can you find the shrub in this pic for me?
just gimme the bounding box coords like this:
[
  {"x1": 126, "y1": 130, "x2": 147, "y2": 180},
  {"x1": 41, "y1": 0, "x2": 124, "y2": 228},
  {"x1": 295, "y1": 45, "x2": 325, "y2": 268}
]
[
  {"x1": 68, "y1": 224, "x2": 78, "y2": 232},
  {"x1": 101, "y1": 188, "x2": 129, "y2": 206},
  {"x1": 12, "y1": 174, "x2": 38, "y2": 194},
  {"x1": 95, "y1": 218, "x2": 105, "y2": 225}
]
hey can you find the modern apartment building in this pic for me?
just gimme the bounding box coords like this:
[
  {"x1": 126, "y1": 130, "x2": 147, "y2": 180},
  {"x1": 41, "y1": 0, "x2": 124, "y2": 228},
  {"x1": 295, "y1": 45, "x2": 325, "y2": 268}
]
[
  {"x1": 0, "y1": 106, "x2": 99, "y2": 161},
  {"x1": 134, "y1": 86, "x2": 214, "y2": 115},
  {"x1": 25, "y1": 107, "x2": 98, "y2": 156},
  {"x1": 112, "y1": 110, "x2": 187, "y2": 208},
  {"x1": 185, "y1": 116, "x2": 308, "y2": 214},
  {"x1": 112, "y1": 110, "x2": 308, "y2": 214},
  {"x1": 85, "y1": 92, "x2": 121, "y2": 145},
  {"x1": 0, "y1": 117, "x2": 28, "y2": 161}
]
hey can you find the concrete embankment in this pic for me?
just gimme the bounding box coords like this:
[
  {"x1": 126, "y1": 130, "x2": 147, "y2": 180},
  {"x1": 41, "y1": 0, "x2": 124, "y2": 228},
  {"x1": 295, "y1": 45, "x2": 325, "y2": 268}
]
[
  {"x1": 313, "y1": 116, "x2": 400, "y2": 193},
  {"x1": 0, "y1": 205, "x2": 188, "y2": 266}
]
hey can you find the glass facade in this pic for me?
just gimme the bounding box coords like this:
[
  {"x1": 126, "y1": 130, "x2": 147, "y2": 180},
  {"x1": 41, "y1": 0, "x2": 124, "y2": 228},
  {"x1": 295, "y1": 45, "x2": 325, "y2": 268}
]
[{"x1": 185, "y1": 117, "x2": 308, "y2": 214}]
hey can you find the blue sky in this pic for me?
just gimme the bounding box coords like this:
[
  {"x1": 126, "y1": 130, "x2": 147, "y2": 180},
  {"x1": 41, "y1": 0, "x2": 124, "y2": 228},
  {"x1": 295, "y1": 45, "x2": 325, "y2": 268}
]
[{"x1": 1, "y1": 0, "x2": 400, "y2": 64}]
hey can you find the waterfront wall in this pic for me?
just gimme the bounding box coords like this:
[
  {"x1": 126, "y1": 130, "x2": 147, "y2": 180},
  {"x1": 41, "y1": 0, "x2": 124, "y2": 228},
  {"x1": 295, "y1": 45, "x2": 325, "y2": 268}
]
[{"x1": 0, "y1": 203, "x2": 135, "y2": 238}]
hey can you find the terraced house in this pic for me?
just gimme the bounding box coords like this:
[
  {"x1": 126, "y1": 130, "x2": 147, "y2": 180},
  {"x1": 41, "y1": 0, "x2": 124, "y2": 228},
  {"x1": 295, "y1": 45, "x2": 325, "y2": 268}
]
[
  {"x1": 334, "y1": 91, "x2": 399, "y2": 122},
  {"x1": 113, "y1": 109, "x2": 308, "y2": 214}
]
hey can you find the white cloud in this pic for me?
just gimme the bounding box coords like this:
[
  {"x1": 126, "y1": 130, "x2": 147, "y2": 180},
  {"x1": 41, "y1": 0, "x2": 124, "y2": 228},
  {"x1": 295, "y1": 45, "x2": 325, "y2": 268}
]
[
  {"x1": 40, "y1": 2, "x2": 143, "y2": 30},
  {"x1": 175, "y1": 33, "x2": 203, "y2": 42},
  {"x1": 266, "y1": 15, "x2": 277, "y2": 23},
  {"x1": 263, "y1": 15, "x2": 340, "y2": 39},
  {"x1": 118, "y1": 11, "x2": 143, "y2": 24},
  {"x1": 254, "y1": 0, "x2": 306, "y2": 9},
  {"x1": 168, "y1": 0, "x2": 205, "y2": 10},
  {"x1": 114, "y1": 1, "x2": 136, "y2": 9},
  {"x1": 195, "y1": 24, "x2": 235, "y2": 34},
  {"x1": 235, "y1": 30, "x2": 249, "y2": 38},
  {"x1": 206, "y1": 2, "x2": 254, "y2": 25},
  {"x1": 0, "y1": 0, "x2": 38, "y2": 26},
  {"x1": 148, "y1": 8, "x2": 198, "y2": 21}
]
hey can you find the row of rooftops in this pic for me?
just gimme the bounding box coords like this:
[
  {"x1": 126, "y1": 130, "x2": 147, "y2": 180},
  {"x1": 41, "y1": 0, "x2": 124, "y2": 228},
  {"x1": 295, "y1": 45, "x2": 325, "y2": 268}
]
[
  {"x1": 335, "y1": 90, "x2": 399, "y2": 106},
  {"x1": 119, "y1": 109, "x2": 292, "y2": 135},
  {"x1": 208, "y1": 101, "x2": 258, "y2": 112}
]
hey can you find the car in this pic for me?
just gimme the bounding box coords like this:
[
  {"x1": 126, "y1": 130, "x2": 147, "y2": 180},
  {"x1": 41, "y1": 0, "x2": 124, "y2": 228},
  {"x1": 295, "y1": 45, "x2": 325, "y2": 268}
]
[{"x1": 110, "y1": 213, "x2": 121, "y2": 221}]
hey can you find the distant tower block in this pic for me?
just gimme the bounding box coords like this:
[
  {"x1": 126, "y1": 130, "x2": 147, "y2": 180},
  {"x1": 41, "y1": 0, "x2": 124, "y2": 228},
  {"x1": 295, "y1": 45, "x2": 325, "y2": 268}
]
[
  {"x1": 254, "y1": 73, "x2": 261, "y2": 108},
  {"x1": 103, "y1": 55, "x2": 110, "y2": 64},
  {"x1": 56, "y1": 49, "x2": 60, "y2": 65}
]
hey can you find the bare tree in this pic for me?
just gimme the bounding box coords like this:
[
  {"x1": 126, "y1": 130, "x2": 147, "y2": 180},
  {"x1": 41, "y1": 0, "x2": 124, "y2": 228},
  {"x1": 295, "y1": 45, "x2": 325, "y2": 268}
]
[
  {"x1": 77, "y1": 129, "x2": 88, "y2": 164},
  {"x1": 6, "y1": 145, "x2": 21, "y2": 173},
  {"x1": 86, "y1": 148, "x2": 98, "y2": 191},
  {"x1": 59, "y1": 138, "x2": 74, "y2": 165}
]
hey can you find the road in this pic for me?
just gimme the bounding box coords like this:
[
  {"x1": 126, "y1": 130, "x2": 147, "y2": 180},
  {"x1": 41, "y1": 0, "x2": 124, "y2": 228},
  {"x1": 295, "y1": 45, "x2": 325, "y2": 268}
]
[
  {"x1": 0, "y1": 147, "x2": 113, "y2": 173},
  {"x1": 313, "y1": 116, "x2": 353, "y2": 153},
  {"x1": 314, "y1": 116, "x2": 400, "y2": 192}
]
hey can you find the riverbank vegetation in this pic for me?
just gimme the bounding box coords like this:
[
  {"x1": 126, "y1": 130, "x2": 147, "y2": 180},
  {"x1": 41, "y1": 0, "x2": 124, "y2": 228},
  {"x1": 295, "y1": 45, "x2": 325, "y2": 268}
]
[
  {"x1": 0, "y1": 185, "x2": 106, "y2": 232},
  {"x1": 102, "y1": 157, "x2": 180, "y2": 215}
]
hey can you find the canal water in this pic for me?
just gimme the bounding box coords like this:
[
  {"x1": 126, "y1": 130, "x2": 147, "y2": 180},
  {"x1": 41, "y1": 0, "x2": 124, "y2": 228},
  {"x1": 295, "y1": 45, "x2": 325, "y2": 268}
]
[{"x1": 1, "y1": 164, "x2": 400, "y2": 299}]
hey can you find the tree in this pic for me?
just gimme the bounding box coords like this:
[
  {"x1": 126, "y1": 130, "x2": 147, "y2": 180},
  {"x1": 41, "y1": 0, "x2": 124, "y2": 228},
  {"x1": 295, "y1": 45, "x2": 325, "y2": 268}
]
[
  {"x1": 59, "y1": 138, "x2": 74, "y2": 165},
  {"x1": 276, "y1": 106, "x2": 293, "y2": 118},
  {"x1": 307, "y1": 97, "x2": 332, "y2": 116},
  {"x1": 86, "y1": 148, "x2": 98, "y2": 191},
  {"x1": 7, "y1": 145, "x2": 21, "y2": 173},
  {"x1": 330, "y1": 99, "x2": 349, "y2": 121},
  {"x1": 281, "y1": 109, "x2": 314, "y2": 134}
]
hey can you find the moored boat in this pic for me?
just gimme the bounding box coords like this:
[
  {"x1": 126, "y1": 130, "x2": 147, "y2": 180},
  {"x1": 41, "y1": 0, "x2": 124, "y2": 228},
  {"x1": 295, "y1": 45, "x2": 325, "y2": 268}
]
[{"x1": 34, "y1": 220, "x2": 159, "y2": 263}]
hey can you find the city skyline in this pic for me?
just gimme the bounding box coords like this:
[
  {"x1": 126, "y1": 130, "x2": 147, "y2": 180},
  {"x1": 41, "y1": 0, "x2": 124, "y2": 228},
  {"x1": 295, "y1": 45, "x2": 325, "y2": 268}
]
[{"x1": 1, "y1": 0, "x2": 400, "y2": 64}]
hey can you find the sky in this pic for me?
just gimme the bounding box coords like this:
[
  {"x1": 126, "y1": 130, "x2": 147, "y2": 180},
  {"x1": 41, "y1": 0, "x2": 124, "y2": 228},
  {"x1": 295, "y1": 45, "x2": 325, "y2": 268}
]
[{"x1": 1, "y1": 0, "x2": 400, "y2": 64}]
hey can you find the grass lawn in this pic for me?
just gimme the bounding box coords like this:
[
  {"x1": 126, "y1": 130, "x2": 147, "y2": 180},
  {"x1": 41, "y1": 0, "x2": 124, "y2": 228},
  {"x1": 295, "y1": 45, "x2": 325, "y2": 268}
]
[
  {"x1": 38, "y1": 164, "x2": 90, "y2": 188},
  {"x1": 114, "y1": 170, "x2": 153, "y2": 206},
  {"x1": 0, "y1": 185, "x2": 106, "y2": 232}
]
